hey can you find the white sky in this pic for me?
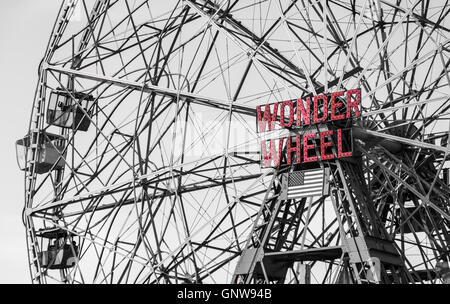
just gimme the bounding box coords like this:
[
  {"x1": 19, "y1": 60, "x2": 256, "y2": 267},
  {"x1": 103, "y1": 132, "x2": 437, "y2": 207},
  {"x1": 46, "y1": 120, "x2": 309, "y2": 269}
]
[{"x1": 0, "y1": 0, "x2": 60, "y2": 283}]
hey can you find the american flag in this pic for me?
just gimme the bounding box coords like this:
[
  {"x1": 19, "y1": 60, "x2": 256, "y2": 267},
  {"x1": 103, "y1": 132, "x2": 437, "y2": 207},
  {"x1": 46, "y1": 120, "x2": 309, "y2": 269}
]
[{"x1": 285, "y1": 168, "x2": 329, "y2": 199}]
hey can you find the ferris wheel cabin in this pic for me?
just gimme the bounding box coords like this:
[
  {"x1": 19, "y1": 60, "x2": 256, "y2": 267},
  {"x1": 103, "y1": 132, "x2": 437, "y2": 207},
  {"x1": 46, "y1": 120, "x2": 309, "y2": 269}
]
[
  {"x1": 35, "y1": 228, "x2": 78, "y2": 270},
  {"x1": 15, "y1": 132, "x2": 67, "y2": 174},
  {"x1": 46, "y1": 89, "x2": 94, "y2": 132}
]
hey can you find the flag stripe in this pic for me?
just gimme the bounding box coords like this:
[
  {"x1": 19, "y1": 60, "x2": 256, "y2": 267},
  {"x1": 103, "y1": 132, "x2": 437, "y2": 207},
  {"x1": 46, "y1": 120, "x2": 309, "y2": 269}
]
[
  {"x1": 288, "y1": 190, "x2": 323, "y2": 194},
  {"x1": 289, "y1": 191, "x2": 323, "y2": 195},
  {"x1": 292, "y1": 178, "x2": 323, "y2": 184},
  {"x1": 289, "y1": 179, "x2": 324, "y2": 186},
  {"x1": 289, "y1": 186, "x2": 323, "y2": 192},
  {"x1": 288, "y1": 192, "x2": 323, "y2": 198},
  {"x1": 303, "y1": 171, "x2": 323, "y2": 176},
  {"x1": 289, "y1": 189, "x2": 323, "y2": 194},
  {"x1": 289, "y1": 184, "x2": 323, "y2": 188},
  {"x1": 288, "y1": 187, "x2": 322, "y2": 193}
]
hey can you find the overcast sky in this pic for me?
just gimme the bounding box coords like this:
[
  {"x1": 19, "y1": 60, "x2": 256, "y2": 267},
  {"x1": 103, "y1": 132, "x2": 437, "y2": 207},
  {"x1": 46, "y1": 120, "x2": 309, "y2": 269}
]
[{"x1": 0, "y1": 1, "x2": 60, "y2": 283}]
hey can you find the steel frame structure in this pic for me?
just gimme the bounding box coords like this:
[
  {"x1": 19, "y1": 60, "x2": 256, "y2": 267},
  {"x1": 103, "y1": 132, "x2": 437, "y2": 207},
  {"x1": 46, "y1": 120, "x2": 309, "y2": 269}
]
[{"x1": 20, "y1": 0, "x2": 450, "y2": 284}]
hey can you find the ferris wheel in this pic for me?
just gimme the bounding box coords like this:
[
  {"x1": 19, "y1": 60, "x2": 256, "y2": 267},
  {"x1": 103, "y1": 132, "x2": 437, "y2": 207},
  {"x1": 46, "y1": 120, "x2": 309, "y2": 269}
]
[{"x1": 16, "y1": 0, "x2": 450, "y2": 284}]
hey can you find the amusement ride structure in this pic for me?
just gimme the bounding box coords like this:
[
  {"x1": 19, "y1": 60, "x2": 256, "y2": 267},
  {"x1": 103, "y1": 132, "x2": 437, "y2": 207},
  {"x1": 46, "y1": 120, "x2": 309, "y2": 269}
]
[{"x1": 16, "y1": 0, "x2": 450, "y2": 284}]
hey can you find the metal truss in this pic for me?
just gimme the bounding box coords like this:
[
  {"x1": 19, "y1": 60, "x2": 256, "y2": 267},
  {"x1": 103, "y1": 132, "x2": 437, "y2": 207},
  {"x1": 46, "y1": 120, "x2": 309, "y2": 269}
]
[{"x1": 20, "y1": 0, "x2": 450, "y2": 283}]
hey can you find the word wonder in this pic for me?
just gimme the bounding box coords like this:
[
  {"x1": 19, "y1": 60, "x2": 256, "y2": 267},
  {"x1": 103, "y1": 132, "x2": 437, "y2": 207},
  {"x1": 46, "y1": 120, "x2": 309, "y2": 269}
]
[{"x1": 257, "y1": 89, "x2": 361, "y2": 168}]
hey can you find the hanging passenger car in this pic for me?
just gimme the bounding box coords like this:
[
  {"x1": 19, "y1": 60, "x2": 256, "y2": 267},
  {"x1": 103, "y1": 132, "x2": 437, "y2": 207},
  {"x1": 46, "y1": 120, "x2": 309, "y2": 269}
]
[
  {"x1": 46, "y1": 88, "x2": 94, "y2": 131},
  {"x1": 15, "y1": 131, "x2": 67, "y2": 174},
  {"x1": 35, "y1": 227, "x2": 79, "y2": 270}
]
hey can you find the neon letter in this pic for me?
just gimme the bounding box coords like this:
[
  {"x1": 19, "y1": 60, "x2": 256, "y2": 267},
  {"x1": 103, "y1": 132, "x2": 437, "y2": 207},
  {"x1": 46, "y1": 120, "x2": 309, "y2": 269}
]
[
  {"x1": 280, "y1": 100, "x2": 294, "y2": 128},
  {"x1": 261, "y1": 138, "x2": 284, "y2": 167},
  {"x1": 256, "y1": 103, "x2": 278, "y2": 132},
  {"x1": 330, "y1": 91, "x2": 345, "y2": 121},
  {"x1": 303, "y1": 133, "x2": 318, "y2": 163},
  {"x1": 337, "y1": 129, "x2": 352, "y2": 158},
  {"x1": 286, "y1": 135, "x2": 301, "y2": 165},
  {"x1": 314, "y1": 94, "x2": 328, "y2": 123},
  {"x1": 346, "y1": 89, "x2": 361, "y2": 118},
  {"x1": 320, "y1": 130, "x2": 335, "y2": 160},
  {"x1": 296, "y1": 97, "x2": 311, "y2": 126}
]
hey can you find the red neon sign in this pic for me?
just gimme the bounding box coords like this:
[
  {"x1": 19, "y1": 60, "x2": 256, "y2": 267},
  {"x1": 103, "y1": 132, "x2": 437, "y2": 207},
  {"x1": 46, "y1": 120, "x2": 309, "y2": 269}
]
[{"x1": 257, "y1": 89, "x2": 360, "y2": 168}]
